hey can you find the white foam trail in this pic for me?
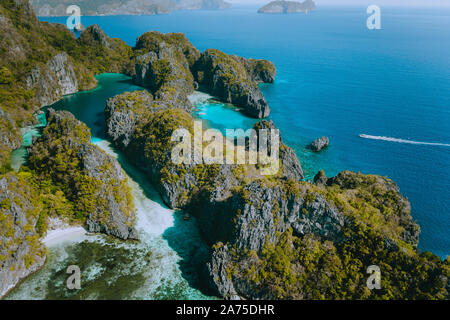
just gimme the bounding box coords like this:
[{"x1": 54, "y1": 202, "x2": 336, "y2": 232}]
[{"x1": 359, "y1": 134, "x2": 450, "y2": 147}]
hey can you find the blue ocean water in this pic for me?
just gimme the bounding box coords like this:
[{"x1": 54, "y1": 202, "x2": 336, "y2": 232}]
[{"x1": 40, "y1": 5, "x2": 450, "y2": 258}]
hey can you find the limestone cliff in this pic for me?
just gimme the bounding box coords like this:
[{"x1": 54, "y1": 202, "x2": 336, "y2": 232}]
[
  {"x1": 133, "y1": 31, "x2": 199, "y2": 111},
  {"x1": 26, "y1": 52, "x2": 79, "y2": 107},
  {"x1": 192, "y1": 49, "x2": 275, "y2": 118},
  {"x1": 0, "y1": 1, "x2": 130, "y2": 168},
  {"x1": 105, "y1": 92, "x2": 301, "y2": 209},
  {"x1": 28, "y1": 109, "x2": 138, "y2": 240},
  {"x1": 131, "y1": 32, "x2": 276, "y2": 118},
  {"x1": 0, "y1": 172, "x2": 46, "y2": 298}
]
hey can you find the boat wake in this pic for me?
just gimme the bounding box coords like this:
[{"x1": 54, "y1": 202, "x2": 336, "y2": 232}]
[{"x1": 359, "y1": 134, "x2": 450, "y2": 147}]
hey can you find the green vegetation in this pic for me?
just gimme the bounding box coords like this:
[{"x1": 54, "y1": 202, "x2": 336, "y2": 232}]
[
  {"x1": 215, "y1": 172, "x2": 448, "y2": 300},
  {"x1": 135, "y1": 31, "x2": 200, "y2": 68},
  {"x1": 0, "y1": 172, "x2": 46, "y2": 269},
  {"x1": 25, "y1": 110, "x2": 134, "y2": 234},
  {"x1": 0, "y1": 1, "x2": 133, "y2": 167}
]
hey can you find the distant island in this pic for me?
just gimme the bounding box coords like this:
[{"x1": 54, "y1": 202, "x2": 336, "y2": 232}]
[
  {"x1": 30, "y1": 0, "x2": 232, "y2": 16},
  {"x1": 258, "y1": 0, "x2": 316, "y2": 14}
]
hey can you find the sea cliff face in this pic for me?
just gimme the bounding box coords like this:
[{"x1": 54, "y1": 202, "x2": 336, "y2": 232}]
[
  {"x1": 258, "y1": 0, "x2": 316, "y2": 14},
  {"x1": 26, "y1": 53, "x2": 79, "y2": 107},
  {"x1": 0, "y1": 173, "x2": 46, "y2": 298},
  {"x1": 192, "y1": 50, "x2": 274, "y2": 118},
  {"x1": 130, "y1": 31, "x2": 275, "y2": 118},
  {"x1": 28, "y1": 109, "x2": 138, "y2": 240}
]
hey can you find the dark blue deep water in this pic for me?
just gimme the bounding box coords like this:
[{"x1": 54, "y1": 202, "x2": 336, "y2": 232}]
[{"x1": 40, "y1": 5, "x2": 450, "y2": 258}]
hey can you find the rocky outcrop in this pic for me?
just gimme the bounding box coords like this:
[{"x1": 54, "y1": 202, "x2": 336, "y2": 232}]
[
  {"x1": 203, "y1": 168, "x2": 431, "y2": 299},
  {"x1": 28, "y1": 109, "x2": 138, "y2": 240},
  {"x1": 193, "y1": 49, "x2": 273, "y2": 118},
  {"x1": 78, "y1": 25, "x2": 134, "y2": 75},
  {"x1": 233, "y1": 56, "x2": 276, "y2": 84},
  {"x1": 79, "y1": 24, "x2": 112, "y2": 49},
  {"x1": 309, "y1": 136, "x2": 329, "y2": 152},
  {"x1": 105, "y1": 90, "x2": 154, "y2": 149},
  {"x1": 258, "y1": 0, "x2": 316, "y2": 14},
  {"x1": 203, "y1": 178, "x2": 346, "y2": 298},
  {"x1": 0, "y1": 172, "x2": 46, "y2": 298},
  {"x1": 105, "y1": 92, "x2": 302, "y2": 209},
  {"x1": 325, "y1": 170, "x2": 420, "y2": 247},
  {"x1": 26, "y1": 52, "x2": 78, "y2": 107},
  {"x1": 80, "y1": 143, "x2": 139, "y2": 240},
  {"x1": 313, "y1": 169, "x2": 327, "y2": 185},
  {"x1": 133, "y1": 31, "x2": 199, "y2": 111}
]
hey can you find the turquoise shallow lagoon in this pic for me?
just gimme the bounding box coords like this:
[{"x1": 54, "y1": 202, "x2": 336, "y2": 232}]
[{"x1": 32, "y1": 5, "x2": 450, "y2": 264}]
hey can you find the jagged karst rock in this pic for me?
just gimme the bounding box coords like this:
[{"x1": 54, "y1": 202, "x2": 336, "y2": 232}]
[
  {"x1": 79, "y1": 24, "x2": 112, "y2": 49},
  {"x1": 80, "y1": 144, "x2": 139, "y2": 240},
  {"x1": 187, "y1": 164, "x2": 428, "y2": 300},
  {"x1": 28, "y1": 109, "x2": 138, "y2": 240},
  {"x1": 253, "y1": 120, "x2": 303, "y2": 180},
  {"x1": 310, "y1": 136, "x2": 329, "y2": 152},
  {"x1": 234, "y1": 56, "x2": 277, "y2": 83},
  {"x1": 26, "y1": 52, "x2": 78, "y2": 107},
  {"x1": 0, "y1": 172, "x2": 46, "y2": 298},
  {"x1": 105, "y1": 90, "x2": 154, "y2": 149},
  {"x1": 133, "y1": 31, "x2": 199, "y2": 111},
  {"x1": 326, "y1": 171, "x2": 420, "y2": 247},
  {"x1": 193, "y1": 49, "x2": 273, "y2": 118}
]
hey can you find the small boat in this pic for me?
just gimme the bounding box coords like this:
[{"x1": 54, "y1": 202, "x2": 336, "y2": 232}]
[{"x1": 183, "y1": 213, "x2": 190, "y2": 221}]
